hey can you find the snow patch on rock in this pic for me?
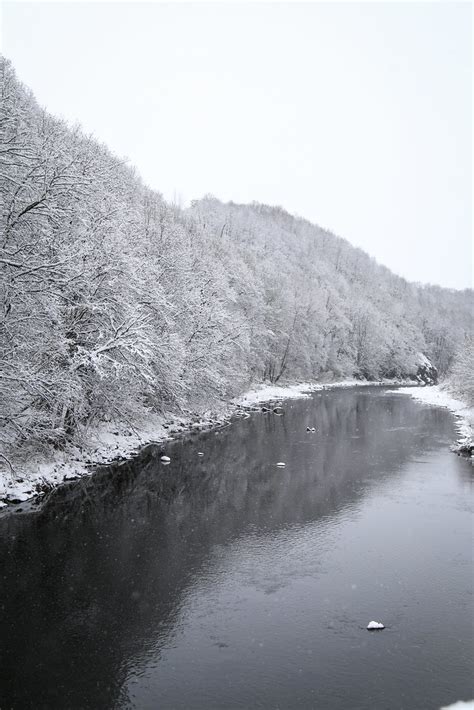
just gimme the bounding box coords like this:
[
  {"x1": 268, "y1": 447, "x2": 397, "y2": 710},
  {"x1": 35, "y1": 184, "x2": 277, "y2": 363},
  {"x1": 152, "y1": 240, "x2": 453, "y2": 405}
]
[{"x1": 367, "y1": 621, "x2": 385, "y2": 630}]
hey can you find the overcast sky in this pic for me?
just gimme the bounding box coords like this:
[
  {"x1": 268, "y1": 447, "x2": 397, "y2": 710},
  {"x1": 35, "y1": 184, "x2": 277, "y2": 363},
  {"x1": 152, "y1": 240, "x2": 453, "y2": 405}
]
[{"x1": 1, "y1": 1, "x2": 472, "y2": 289}]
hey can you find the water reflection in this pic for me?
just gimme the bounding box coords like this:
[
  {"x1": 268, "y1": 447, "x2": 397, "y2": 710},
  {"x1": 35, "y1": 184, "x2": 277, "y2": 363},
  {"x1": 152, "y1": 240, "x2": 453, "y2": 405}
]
[{"x1": 0, "y1": 388, "x2": 471, "y2": 710}]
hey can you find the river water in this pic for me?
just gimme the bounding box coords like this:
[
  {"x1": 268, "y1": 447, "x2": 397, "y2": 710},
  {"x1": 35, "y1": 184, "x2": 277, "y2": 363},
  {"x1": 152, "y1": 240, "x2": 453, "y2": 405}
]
[{"x1": 0, "y1": 387, "x2": 472, "y2": 710}]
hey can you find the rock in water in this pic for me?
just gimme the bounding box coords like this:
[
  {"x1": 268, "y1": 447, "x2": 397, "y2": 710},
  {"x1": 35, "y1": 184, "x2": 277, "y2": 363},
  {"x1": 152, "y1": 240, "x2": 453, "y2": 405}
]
[{"x1": 367, "y1": 621, "x2": 385, "y2": 630}]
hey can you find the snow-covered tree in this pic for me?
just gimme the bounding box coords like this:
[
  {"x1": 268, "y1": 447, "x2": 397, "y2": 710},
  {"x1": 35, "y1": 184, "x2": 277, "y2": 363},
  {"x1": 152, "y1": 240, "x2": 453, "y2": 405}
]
[{"x1": 0, "y1": 56, "x2": 472, "y2": 467}]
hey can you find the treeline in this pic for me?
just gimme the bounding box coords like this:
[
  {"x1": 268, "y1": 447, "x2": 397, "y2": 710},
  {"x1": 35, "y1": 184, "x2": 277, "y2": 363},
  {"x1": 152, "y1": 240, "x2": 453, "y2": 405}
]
[
  {"x1": 0, "y1": 57, "x2": 472, "y2": 462},
  {"x1": 445, "y1": 338, "x2": 474, "y2": 407}
]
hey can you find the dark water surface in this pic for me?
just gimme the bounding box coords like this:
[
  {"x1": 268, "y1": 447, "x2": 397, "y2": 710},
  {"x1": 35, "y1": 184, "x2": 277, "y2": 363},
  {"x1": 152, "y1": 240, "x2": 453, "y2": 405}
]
[{"x1": 0, "y1": 388, "x2": 473, "y2": 710}]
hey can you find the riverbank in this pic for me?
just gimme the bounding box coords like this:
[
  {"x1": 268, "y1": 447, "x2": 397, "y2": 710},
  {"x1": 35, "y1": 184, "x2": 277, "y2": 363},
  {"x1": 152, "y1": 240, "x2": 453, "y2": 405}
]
[
  {"x1": 0, "y1": 378, "x2": 414, "y2": 508},
  {"x1": 390, "y1": 385, "x2": 474, "y2": 464}
]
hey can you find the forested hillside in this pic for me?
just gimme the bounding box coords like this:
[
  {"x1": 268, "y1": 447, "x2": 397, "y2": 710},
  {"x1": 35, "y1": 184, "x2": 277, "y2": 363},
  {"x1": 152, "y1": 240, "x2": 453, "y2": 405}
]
[{"x1": 1, "y1": 57, "x2": 472, "y2": 466}]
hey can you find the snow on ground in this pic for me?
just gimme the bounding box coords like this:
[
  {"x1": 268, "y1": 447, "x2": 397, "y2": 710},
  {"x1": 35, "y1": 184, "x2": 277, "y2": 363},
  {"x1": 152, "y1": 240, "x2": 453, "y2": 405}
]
[
  {"x1": 235, "y1": 382, "x2": 312, "y2": 405},
  {"x1": 0, "y1": 378, "x2": 415, "y2": 509},
  {"x1": 0, "y1": 411, "x2": 172, "y2": 507},
  {"x1": 390, "y1": 385, "x2": 473, "y2": 463},
  {"x1": 235, "y1": 378, "x2": 411, "y2": 407}
]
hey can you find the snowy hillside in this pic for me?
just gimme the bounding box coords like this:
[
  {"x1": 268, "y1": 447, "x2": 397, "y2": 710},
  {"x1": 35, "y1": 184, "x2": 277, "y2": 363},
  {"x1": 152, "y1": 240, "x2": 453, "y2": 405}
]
[{"x1": 0, "y1": 56, "x2": 472, "y2": 476}]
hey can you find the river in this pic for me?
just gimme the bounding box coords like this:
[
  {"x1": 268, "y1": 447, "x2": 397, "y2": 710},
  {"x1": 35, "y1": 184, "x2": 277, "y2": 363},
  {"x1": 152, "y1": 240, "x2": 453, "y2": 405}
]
[{"x1": 0, "y1": 387, "x2": 472, "y2": 709}]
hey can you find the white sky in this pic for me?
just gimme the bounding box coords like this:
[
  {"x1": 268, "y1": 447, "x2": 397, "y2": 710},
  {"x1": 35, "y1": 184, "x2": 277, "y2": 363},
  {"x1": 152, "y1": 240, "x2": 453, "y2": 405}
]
[{"x1": 1, "y1": 1, "x2": 472, "y2": 289}]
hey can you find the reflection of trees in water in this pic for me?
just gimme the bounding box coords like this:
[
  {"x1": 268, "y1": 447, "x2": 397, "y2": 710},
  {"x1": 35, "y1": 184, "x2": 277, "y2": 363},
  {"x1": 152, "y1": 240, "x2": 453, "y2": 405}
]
[{"x1": 0, "y1": 391, "x2": 455, "y2": 709}]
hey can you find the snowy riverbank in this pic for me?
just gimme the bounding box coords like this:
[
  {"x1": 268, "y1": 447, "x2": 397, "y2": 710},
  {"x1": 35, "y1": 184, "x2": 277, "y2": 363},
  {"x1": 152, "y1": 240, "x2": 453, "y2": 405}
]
[
  {"x1": 390, "y1": 385, "x2": 474, "y2": 464},
  {"x1": 0, "y1": 378, "x2": 416, "y2": 509},
  {"x1": 235, "y1": 378, "x2": 411, "y2": 406}
]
